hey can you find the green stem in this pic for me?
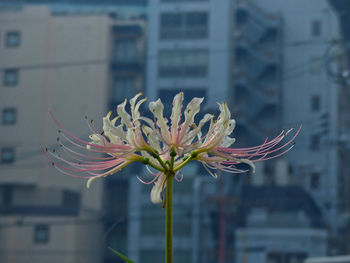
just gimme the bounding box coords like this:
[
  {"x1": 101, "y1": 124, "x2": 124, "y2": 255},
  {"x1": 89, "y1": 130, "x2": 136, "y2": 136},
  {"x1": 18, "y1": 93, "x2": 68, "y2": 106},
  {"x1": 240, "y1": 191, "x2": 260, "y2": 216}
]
[{"x1": 165, "y1": 171, "x2": 173, "y2": 263}]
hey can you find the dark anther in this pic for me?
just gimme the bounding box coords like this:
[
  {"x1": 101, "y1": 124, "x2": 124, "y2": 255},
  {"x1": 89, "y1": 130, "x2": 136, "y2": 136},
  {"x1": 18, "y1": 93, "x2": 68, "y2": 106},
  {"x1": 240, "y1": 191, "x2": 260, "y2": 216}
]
[
  {"x1": 52, "y1": 162, "x2": 55, "y2": 166},
  {"x1": 53, "y1": 149, "x2": 56, "y2": 153},
  {"x1": 90, "y1": 120, "x2": 94, "y2": 123},
  {"x1": 45, "y1": 148, "x2": 48, "y2": 152},
  {"x1": 57, "y1": 137, "x2": 59, "y2": 142},
  {"x1": 58, "y1": 130, "x2": 61, "y2": 133}
]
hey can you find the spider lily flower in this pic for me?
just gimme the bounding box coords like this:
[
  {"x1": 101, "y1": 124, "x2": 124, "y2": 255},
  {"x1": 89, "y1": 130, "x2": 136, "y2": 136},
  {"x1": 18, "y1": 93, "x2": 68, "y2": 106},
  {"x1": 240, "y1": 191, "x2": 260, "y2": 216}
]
[{"x1": 44, "y1": 92, "x2": 300, "y2": 204}]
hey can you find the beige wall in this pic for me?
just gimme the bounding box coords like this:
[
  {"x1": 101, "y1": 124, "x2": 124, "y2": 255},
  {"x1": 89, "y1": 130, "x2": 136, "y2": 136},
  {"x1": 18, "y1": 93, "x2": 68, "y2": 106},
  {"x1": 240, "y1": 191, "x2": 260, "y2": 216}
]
[{"x1": 0, "y1": 6, "x2": 113, "y2": 263}]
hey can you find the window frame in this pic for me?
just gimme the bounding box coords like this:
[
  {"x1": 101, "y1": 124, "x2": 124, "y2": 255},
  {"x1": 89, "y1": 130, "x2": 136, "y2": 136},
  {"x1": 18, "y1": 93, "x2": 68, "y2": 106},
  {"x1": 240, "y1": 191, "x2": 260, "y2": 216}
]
[
  {"x1": 1, "y1": 147, "x2": 15, "y2": 164},
  {"x1": 310, "y1": 95, "x2": 321, "y2": 112},
  {"x1": 3, "y1": 69, "x2": 19, "y2": 86},
  {"x1": 159, "y1": 12, "x2": 208, "y2": 40},
  {"x1": 310, "y1": 134, "x2": 321, "y2": 151},
  {"x1": 5, "y1": 31, "x2": 21, "y2": 48},
  {"x1": 311, "y1": 19, "x2": 322, "y2": 37},
  {"x1": 34, "y1": 224, "x2": 50, "y2": 244},
  {"x1": 2, "y1": 107, "x2": 17, "y2": 125},
  {"x1": 158, "y1": 49, "x2": 208, "y2": 78}
]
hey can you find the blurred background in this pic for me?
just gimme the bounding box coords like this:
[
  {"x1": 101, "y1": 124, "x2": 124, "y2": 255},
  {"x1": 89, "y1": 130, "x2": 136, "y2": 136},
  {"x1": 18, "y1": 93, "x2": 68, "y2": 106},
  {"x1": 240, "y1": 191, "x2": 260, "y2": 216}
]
[{"x1": 1, "y1": 0, "x2": 350, "y2": 262}]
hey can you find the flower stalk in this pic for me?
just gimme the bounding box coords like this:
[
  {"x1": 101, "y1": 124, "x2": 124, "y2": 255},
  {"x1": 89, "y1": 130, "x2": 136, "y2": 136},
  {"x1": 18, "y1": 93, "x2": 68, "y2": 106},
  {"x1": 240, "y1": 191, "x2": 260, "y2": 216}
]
[{"x1": 165, "y1": 171, "x2": 173, "y2": 263}]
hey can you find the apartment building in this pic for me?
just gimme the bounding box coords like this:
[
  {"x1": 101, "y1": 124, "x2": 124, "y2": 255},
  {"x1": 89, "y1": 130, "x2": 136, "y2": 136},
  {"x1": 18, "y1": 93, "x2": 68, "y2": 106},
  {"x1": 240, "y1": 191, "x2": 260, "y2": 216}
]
[
  {"x1": 0, "y1": 5, "x2": 146, "y2": 263},
  {"x1": 250, "y1": 0, "x2": 341, "y2": 238}
]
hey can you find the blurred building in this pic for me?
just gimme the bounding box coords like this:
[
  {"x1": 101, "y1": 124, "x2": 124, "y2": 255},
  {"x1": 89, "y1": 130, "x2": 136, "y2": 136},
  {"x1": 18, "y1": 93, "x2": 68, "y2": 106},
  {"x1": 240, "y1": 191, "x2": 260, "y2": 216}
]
[
  {"x1": 0, "y1": 5, "x2": 146, "y2": 263},
  {"x1": 190, "y1": 164, "x2": 328, "y2": 263},
  {"x1": 249, "y1": 0, "x2": 342, "y2": 248},
  {"x1": 146, "y1": 0, "x2": 234, "y2": 108},
  {"x1": 326, "y1": 0, "x2": 350, "y2": 254},
  {"x1": 234, "y1": 184, "x2": 327, "y2": 263},
  {"x1": 137, "y1": 0, "x2": 340, "y2": 262}
]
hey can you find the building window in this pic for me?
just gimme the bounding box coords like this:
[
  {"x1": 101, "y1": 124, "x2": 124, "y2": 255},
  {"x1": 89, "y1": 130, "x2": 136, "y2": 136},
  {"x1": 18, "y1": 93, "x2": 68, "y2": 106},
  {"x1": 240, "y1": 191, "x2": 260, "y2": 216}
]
[
  {"x1": 5, "y1": 31, "x2": 21, "y2": 47},
  {"x1": 1, "y1": 148, "x2": 15, "y2": 164},
  {"x1": 34, "y1": 224, "x2": 50, "y2": 244},
  {"x1": 311, "y1": 20, "x2": 321, "y2": 37},
  {"x1": 310, "y1": 57, "x2": 322, "y2": 74},
  {"x1": 112, "y1": 77, "x2": 135, "y2": 102},
  {"x1": 159, "y1": 49, "x2": 208, "y2": 78},
  {"x1": 1, "y1": 186, "x2": 13, "y2": 205},
  {"x1": 310, "y1": 95, "x2": 320, "y2": 112},
  {"x1": 310, "y1": 134, "x2": 321, "y2": 151},
  {"x1": 114, "y1": 39, "x2": 138, "y2": 63},
  {"x1": 160, "y1": 12, "x2": 208, "y2": 40},
  {"x1": 2, "y1": 108, "x2": 17, "y2": 125},
  {"x1": 3, "y1": 69, "x2": 19, "y2": 86},
  {"x1": 310, "y1": 172, "x2": 320, "y2": 190}
]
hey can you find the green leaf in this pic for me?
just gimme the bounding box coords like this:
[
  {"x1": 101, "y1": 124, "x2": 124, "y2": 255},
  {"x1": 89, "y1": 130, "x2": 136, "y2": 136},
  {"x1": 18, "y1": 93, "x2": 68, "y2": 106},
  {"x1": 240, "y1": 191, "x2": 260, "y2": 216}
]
[{"x1": 108, "y1": 247, "x2": 135, "y2": 263}]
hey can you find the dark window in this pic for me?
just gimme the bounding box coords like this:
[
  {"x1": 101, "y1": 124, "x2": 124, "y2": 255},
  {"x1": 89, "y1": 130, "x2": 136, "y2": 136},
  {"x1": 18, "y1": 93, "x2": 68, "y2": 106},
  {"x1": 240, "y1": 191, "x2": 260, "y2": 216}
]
[
  {"x1": 159, "y1": 49, "x2": 208, "y2": 78},
  {"x1": 2, "y1": 108, "x2": 17, "y2": 125},
  {"x1": 34, "y1": 224, "x2": 50, "y2": 244},
  {"x1": 310, "y1": 95, "x2": 320, "y2": 112},
  {"x1": 263, "y1": 163, "x2": 275, "y2": 176},
  {"x1": 3, "y1": 69, "x2": 19, "y2": 86},
  {"x1": 310, "y1": 134, "x2": 321, "y2": 151},
  {"x1": 5, "y1": 31, "x2": 21, "y2": 47},
  {"x1": 160, "y1": 12, "x2": 208, "y2": 40},
  {"x1": 112, "y1": 77, "x2": 135, "y2": 102},
  {"x1": 1, "y1": 148, "x2": 15, "y2": 164},
  {"x1": 185, "y1": 12, "x2": 208, "y2": 39},
  {"x1": 114, "y1": 39, "x2": 138, "y2": 63},
  {"x1": 310, "y1": 172, "x2": 320, "y2": 190},
  {"x1": 236, "y1": 9, "x2": 248, "y2": 25},
  {"x1": 160, "y1": 13, "x2": 183, "y2": 39},
  {"x1": 311, "y1": 20, "x2": 321, "y2": 37},
  {"x1": 1, "y1": 186, "x2": 13, "y2": 205}
]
